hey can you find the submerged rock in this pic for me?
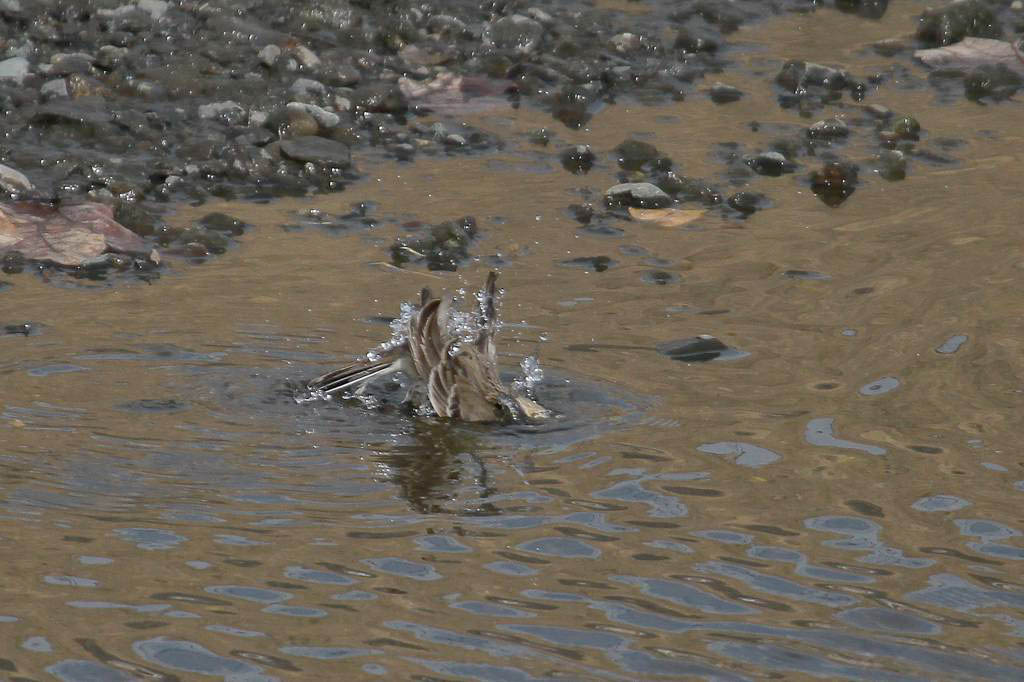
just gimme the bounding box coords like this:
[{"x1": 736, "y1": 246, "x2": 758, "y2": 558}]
[
  {"x1": 810, "y1": 161, "x2": 858, "y2": 207},
  {"x1": 605, "y1": 182, "x2": 671, "y2": 209},
  {"x1": 279, "y1": 136, "x2": 352, "y2": 168},
  {"x1": 656, "y1": 335, "x2": 746, "y2": 362}
]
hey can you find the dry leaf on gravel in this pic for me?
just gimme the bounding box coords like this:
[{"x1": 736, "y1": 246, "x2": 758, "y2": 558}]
[
  {"x1": 0, "y1": 201, "x2": 148, "y2": 266},
  {"x1": 629, "y1": 207, "x2": 706, "y2": 227}
]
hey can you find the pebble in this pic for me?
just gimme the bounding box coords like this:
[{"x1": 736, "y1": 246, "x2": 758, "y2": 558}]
[
  {"x1": 0, "y1": 56, "x2": 30, "y2": 85},
  {"x1": 286, "y1": 102, "x2": 340, "y2": 129},
  {"x1": 259, "y1": 45, "x2": 282, "y2": 67},
  {"x1": 0, "y1": 164, "x2": 33, "y2": 193},
  {"x1": 279, "y1": 136, "x2": 352, "y2": 168},
  {"x1": 709, "y1": 82, "x2": 744, "y2": 103},
  {"x1": 291, "y1": 78, "x2": 327, "y2": 97},
  {"x1": 40, "y1": 78, "x2": 69, "y2": 98},
  {"x1": 605, "y1": 182, "x2": 672, "y2": 209}
]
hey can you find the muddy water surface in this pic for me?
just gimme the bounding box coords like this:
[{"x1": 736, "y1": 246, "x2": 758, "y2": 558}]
[{"x1": 3, "y1": 6, "x2": 1024, "y2": 681}]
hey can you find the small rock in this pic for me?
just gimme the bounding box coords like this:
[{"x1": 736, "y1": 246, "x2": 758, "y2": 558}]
[
  {"x1": 40, "y1": 78, "x2": 68, "y2": 98},
  {"x1": 0, "y1": 164, "x2": 34, "y2": 193},
  {"x1": 560, "y1": 145, "x2": 595, "y2": 174},
  {"x1": 892, "y1": 115, "x2": 921, "y2": 140},
  {"x1": 259, "y1": 45, "x2": 281, "y2": 67},
  {"x1": 561, "y1": 255, "x2": 616, "y2": 272},
  {"x1": 615, "y1": 139, "x2": 661, "y2": 171},
  {"x1": 286, "y1": 102, "x2": 339, "y2": 129},
  {"x1": 875, "y1": 150, "x2": 906, "y2": 181},
  {"x1": 777, "y1": 60, "x2": 850, "y2": 92},
  {"x1": 484, "y1": 14, "x2": 544, "y2": 54},
  {"x1": 280, "y1": 136, "x2": 352, "y2": 168},
  {"x1": 656, "y1": 335, "x2": 745, "y2": 362},
  {"x1": 811, "y1": 161, "x2": 858, "y2": 207},
  {"x1": 0, "y1": 56, "x2": 30, "y2": 85},
  {"x1": 807, "y1": 117, "x2": 849, "y2": 140},
  {"x1": 605, "y1": 182, "x2": 672, "y2": 209},
  {"x1": 709, "y1": 82, "x2": 743, "y2": 104},
  {"x1": 743, "y1": 151, "x2": 795, "y2": 176},
  {"x1": 198, "y1": 101, "x2": 246, "y2": 125},
  {"x1": 291, "y1": 44, "x2": 321, "y2": 70},
  {"x1": 291, "y1": 78, "x2": 326, "y2": 98},
  {"x1": 726, "y1": 191, "x2": 769, "y2": 216}
]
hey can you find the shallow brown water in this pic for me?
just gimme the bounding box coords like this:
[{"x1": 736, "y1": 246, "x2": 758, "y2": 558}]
[{"x1": 3, "y1": 5, "x2": 1024, "y2": 681}]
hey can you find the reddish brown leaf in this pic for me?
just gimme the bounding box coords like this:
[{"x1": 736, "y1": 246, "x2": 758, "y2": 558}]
[{"x1": 0, "y1": 201, "x2": 148, "y2": 266}]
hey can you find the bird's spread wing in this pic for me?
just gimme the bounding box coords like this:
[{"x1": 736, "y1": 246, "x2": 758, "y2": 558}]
[{"x1": 307, "y1": 353, "x2": 402, "y2": 395}]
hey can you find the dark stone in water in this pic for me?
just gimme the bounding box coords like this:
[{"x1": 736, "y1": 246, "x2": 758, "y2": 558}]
[
  {"x1": 916, "y1": 0, "x2": 1001, "y2": 47},
  {"x1": 551, "y1": 86, "x2": 595, "y2": 129},
  {"x1": 1, "y1": 251, "x2": 25, "y2": 274},
  {"x1": 605, "y1": 182, "x2": 671, "y2": 209},
  {"x1": 777, "y1": 61, "x2": 850, "y2": 92},
  {"x1": 3, "y1": 321, "x2": 37, "y2": 336},
  {"x1": 568, "y1": 204, "x2": 594, "y2": 224},
  {"x1": 892, "y1": 115, "x2": 921, "y2": 140},
  {"x1": 391, "y1": 216, "x2": 478, "y2": 271},
  {"x1": 709, "y1": 82, "x2": 743, "y2": 104},
  {"x1": 615, "y1": 139, "x2": 661, "y2": 171},
  {"x1": 674, "y1": 28, "x2": 719, "y2": 54},
  {"x1": 783, "y1": 269, "x2": 832, "y2": 280},
  {"x1": 642, "y1": 270, "x2": 678, "y2": 285},
  {"x1": 656, "y1": 335, "x2": 745, "y2": 362},
  {"x1": 835, "y1": 0, "x2": 889, "y2": 19},
  {"x1": 744, "y1": 151, "x2": 795, "y2": 177},
  {"x1": 875, "y1": 150, "x2": 906, "y2": 181},
  {"x1": 810, "y1": 161, "x2": 858, "y2": 207},
  {"x1": 280, "y1": 136, "x2": 352, "y2": 168},
  {"x1": 807, "y1": 117, "x2": 849, "y2": 141},
  {"x1": 199, "y1": 212, "x2": 247, "y2": 235},
  {"x1": 964, "y1": 65, "x2": 1022, "y2": 102},
  {"x1": 726, "y1": 191, "x2": 768, "y2": 216},
  {"x1": 561, "y1": 255, "x2": 615, "y2": 272},
  {"x1": 560, "y1": 145, "x2": 595, "y2": 174}
]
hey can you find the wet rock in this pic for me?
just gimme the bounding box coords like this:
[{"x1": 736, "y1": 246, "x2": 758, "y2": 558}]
[
  {"x1": 642, "y1": 270, "x2": 679, "y2": 285},
  {"x1": 875, "y1": 150, "x2": 907, "y2": 181},
  {"x1": 31, "y1": 98, "x2": 110, "y2": 132},
  {"x1": 892, "y1": 115, "x2": 921, "y2": 140},
  {"x1": 916, "y1": 0, "x2": 1001, "y2": 48},
  {"x1": 551, "y1": 86, "x2": 596, "y2": 129},
  {"x1": 390, "y1": 217, "x2": 478, "y2": 271},
  {"x1": 484, "y1": 15, "x2": 544, "y2": 54},
  {"x1": 568, "y1": 204, "x2": 595, "y2": 224},
  {"x1": 807, "y1": 117, "x2": 850, "y2": 141},
  {"x1": 615, "y1": 140, "x2": 662, "y2": 171},
  {"x1": 3, "y1": 322, "x2": 38, "y2": 336},
  {"x1": 560, "y1": 145, "x2": 595, "y2": 174},
  {"x1": 0, "y1": 57, "x2": 30, "y2": 85},
  {"x1": 560, "y1": 255, "x2": 616, "y2": 272},
  {"x1": 835, "y1": 0, "x2": 889, "y2": 19},
  {"x1": 291, "y1": 78, "x2": 327, "y2": 98},
  {"x1": 357, "y1": 84, "x2": 408, "y2": 114},
  {"x1": 286, "y1": 102, "x2": 340, "y2": 129},
  {"x1": 726, "y1": 191, "x2": 769, "y2": 216},
  {"x1": 280, "y1": 136, "x2": 352, "y2": 169},
  {"x1": 113, "y1": 203, "x2": 159, "y2": 237},
  {"x1": 656, "y1": 335, "x2": 746, "y2": 362},
  {"x1": 674, "y1": 28, "x2": 719, "y2": 53},
  {"x1": 2, "y1": 251, "x2": 26, "y2": 274},
  {"x1": 605, "y1": 182, "x2": 672, "y2": 209},
  {"x1": 709, "y1": 82, "x2": 744, "y2": 103},
  {"x1": 810, "y1": 161, "x2": 859, "y2": 207},
  {"x1": 777, "y1": 60, "x2": 850, "y2": 92},
  {"x1": 259, "y1": 45, "x2": 282, "y2": 68},
  {"x1": 744, "y1": 151, "x2": 796, "y2": 176},
  {"x1": 198, "y1": 213, "x2": 246, "y2": 236},
  {"x1": 964, "y1": 64, "x2": 1023, "y2": 101},
  {"x1": 198, "y1": 101, "x2": 246, "y2": 126},
  {"x1": 0, "y1": 164, "x2": 33, "y2": 194},
  {"x1": 41, "y1": 78, "x2": 69, "y2": 99}
]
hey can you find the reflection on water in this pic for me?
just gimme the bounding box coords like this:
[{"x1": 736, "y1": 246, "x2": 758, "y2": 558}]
[{"x1": 4, "y1": 9, "x2": 1024, "y2": 682}]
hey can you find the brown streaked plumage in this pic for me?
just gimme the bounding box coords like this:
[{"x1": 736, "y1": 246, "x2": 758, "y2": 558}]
[{"x1": 308, "y1": 271, "x2": 548, "y2": 423}]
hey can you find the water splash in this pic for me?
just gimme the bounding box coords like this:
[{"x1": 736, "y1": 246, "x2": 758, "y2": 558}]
[{"x1": 513, "y1": 356, "x2": 544, "y2": 396}]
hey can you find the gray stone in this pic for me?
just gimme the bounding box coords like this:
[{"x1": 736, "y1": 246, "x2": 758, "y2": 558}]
[
  {"x1": 286, "y1": 102, "x2": 339, "y2": 129},
  {"x1": 0, "y1": 57, "x2": 30, "y2": 85},
  {"x1": 259, "y1": 45, "x2": 281, "y2": 67},
  {"x1": 280, "y1": 136, "x2": 351, "y2": 168},
  {"x1": 40, "y1": 78, "x2": 69, "y2": 99},
  {"x1": 605, "y1": 182, "x2": 671, "y2": 209},
  {"x1": 0, "y1": 163, "x2": 33, "y2": 192},
  {"x1": 291, "y1": 45, "x2": 321, "y2": 69},
  {"x1": 197, "y1": 101, "x2": 246, "y2": 125},
  {"x1": 484, "y1": 14, "x2": 544, "y2": 54},
  {"x1": 291, "y1": 78, "x2": 326, "y2": 97}
]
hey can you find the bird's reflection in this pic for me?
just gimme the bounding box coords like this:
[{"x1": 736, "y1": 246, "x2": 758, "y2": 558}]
[{"x1": 371, "y1": 420, "x2": 502, "y2": 516}]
